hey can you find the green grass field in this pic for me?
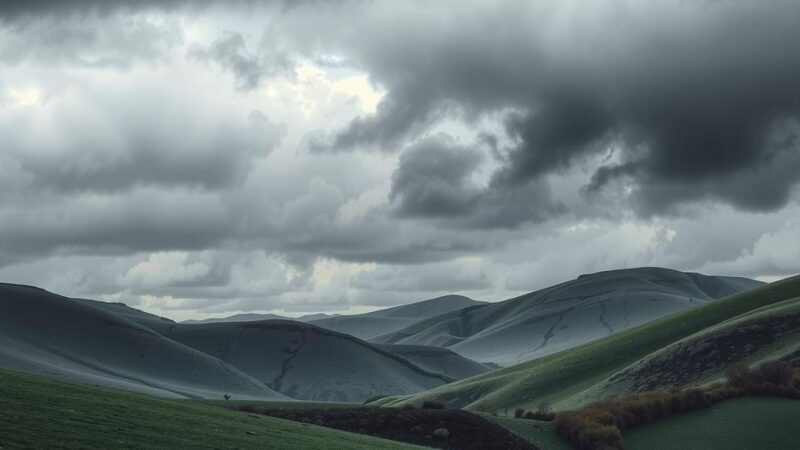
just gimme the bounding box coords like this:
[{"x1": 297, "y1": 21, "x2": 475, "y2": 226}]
[
  {"x1": 200, "y1": 399, "x2": 362, "y2": 410},
  {"x1": 481, "y1": 415, "x2": 572, "y2": 450},
  {"x1": 376, "y1": 275, "x2": 800, "y2": 411},
  {"x1": 624, "y1": 397, "x2": 800, "y2": 450},
  {"x1": 0, "y1": 369, "x2": 421, "y2": 449}
]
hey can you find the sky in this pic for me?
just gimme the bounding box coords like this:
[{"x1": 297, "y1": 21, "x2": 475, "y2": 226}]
[{"x1": 1, "y1": 0, "x2": 799, "y2": 321}]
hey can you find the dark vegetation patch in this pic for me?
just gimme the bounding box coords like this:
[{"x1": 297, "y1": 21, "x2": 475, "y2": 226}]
[
  {"x1": 515, "y1": 401, "x2": 556, "y2": 421},
  {"x1": 422, "y1": 400, "x2": 446, "y2": 409},
  {"x1": 555, "y1": 361, "x2": 800, "y2": 450},
  {"x1": 608, "y1": 311, "x2": 800, "y2": 392},
  {"x1": 234, "y1": 405, "x2": 538, "y2": 450}
]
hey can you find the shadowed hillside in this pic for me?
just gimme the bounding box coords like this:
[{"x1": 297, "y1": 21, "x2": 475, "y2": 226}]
[
  {"x1": 0, "y1": 283, "x2": 284, "y2": 400},
  {"x1": 163, "y1": 320, "x2": 454, "y2": 402},
  {"x1": 376, "y1": 344, "x2": 492, "y2": 380}
]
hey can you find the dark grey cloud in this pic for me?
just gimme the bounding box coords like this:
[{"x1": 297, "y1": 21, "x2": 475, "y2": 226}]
[
  {"x1": 390, "y1": 134, "x2": 483, "y2": 218},
  {"x1": 1, "y1": 0, "x2": 799, "y2": 318},
  {"x1": 298, "y1": 0, "x2": 800, "y2": 216},
  {"x1": 190, "y1": 31, "x2": 294, "y2": 91},
  {"x1": 0, "y1": 190, "x2": 236, "y2": 259},
  {"x1": 0, "y1": 1, "x2": 210, "y2": 19},
  {"x1": 389, "y1": 133, "x2": 565, "y2": 228}
]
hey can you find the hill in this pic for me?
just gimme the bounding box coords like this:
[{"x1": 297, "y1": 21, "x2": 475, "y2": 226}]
[
  {"x1": 309, "y1": 295, "x2": 485, "y2": 340},
  {"x1": 376, "y1": 344, "x2": 492, "y2": 380},
  {"x1": 0, "y1": 283, "x2": 284, "y2": 400},
  {"x1": 624, "y1": 397, "x2": 800, "y2": 450},
  {"x1": 73, "y1": 297, "x2": 176, "y2": 330},
  {"x1": 597, "y1": 293, "x2": 800, "y2": 397},
  {"x1": 374, "y1": 274, "x2": 798, "y2": 411},
  {"x1": 0, "y1": 369, "x2": 418, "y2": 450},
  {"x1": 162, "y1": 320, "x2": 453, "y2": 403},
  {"x1": 373, "y1": 268, "x2": 762, "y2": 365}
]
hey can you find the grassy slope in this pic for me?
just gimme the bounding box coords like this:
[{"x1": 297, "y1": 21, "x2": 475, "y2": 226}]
[
  {"x1": 0, "y1": 369, "x2": 421, "y2": 450},
  {"x1": 482, "y1": 416, "x2": 572, "y2": 450},
  {"x1": 696, "y1": 295, "x2": 800, "y2": 366},
  {"x1": 376, "y1": 275, "x2": 800, "y2": 411},
  {"x1": 200, "y1": 399, "x2": 362, "y2": 410},
  {"x1": 624, "y1": 397, "x2": 800, "y2": 450},
  {"x1": 587, "y1": 294, "x2": 800, "y2": 398}
]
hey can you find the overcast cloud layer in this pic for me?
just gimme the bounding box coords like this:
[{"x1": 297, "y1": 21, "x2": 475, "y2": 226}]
[{"x1": 1, "y1": 0, "x2": 799, "y2": 320}]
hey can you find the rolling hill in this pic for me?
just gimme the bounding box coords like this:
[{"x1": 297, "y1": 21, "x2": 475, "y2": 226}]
[
  {"x1": 309, "y1": 295, "x2": 485, "y2": 340},
  {"x1": 599, "y1": 291, "x2": 800, "y2": 396},
  {"x1": 73, "y1": 297, "x2": 176, "y2": 330},
  {"x1": 162, "y1": 320, "x2": 454, "y2": 403},
  {"x1": 373, "y1": 268, "x2": 762, "y2": 365},
  {"x1": 375, "y1": 344, "x2": 492, "y2": 380},
  {"x1": 373, "y1": 273, "x2": 799, "y2": 412},
  {"x1": 0, "y1": 283, "x2": 284, "y2": 400},
  {"x1": 0, "y1": 369, "x2": 418, "y2": 450}
]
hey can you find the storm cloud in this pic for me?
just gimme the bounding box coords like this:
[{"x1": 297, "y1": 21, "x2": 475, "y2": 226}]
[
  {"x1": 0, "y1": 0, "x2": 798, "y2": 319},
  {"x1": 298, "y1": 0, "x2": 800, "y2": 215},
  {"x1": 390, "y1": 133, "x2": 564, "y2": 228}
]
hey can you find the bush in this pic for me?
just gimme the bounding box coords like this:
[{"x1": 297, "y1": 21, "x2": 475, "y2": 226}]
[
  {"x1": 725, "y1": 362, "x2": 751, "y2": 387},
  {"x1": 727, "y1": 360, "x2": 794, "y2": 388},
  {"x1": 514, "y1": 408, "x2": 525, "y2": 418},
  {"x1": 536, "y1": 400, "x2": 552, "y2": 415},
  {"x1": 422, "y1": 400, "x2": 446, "y2": 409},
  {"x1": 553, "y1": 362, "x2": 800, "y2": 450}
]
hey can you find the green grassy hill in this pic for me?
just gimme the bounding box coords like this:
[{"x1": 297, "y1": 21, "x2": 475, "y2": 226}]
[
  {"x1": 481, "y1": 415, "x2": 572, "y2": 450},
  {"x1": 374, "y1": 275, "x2": 800, "y2": 412},
  {"x1": 623, "y1": 397, "x2": 800, "y2": 450},
  {"x1": 0, "y1": 369, "x2": 420, "y2": 449}
]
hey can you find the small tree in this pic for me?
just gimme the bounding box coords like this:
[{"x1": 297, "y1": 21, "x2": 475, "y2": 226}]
[
  {"x1": 224, "y1": 394, "x2": 231, "y2": 401},
  {"x1": 536, "y1": 400, "x2": 552, "y2": 415}
]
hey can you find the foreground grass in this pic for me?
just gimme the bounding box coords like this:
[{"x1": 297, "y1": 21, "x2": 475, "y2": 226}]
[
  {"x1": 378, "y1": 275, "x2": 800, "y2": 411},
  {"x1": 200, "y1": 399, "x2": 361, "y2": 410},
  {"x1": 482, "y1": 415, "x2": 572, "y2": 450},
  {"x1": 624, "y1": 397, "x2": 800, "y2": 450},
  {"x1": 0, "y1": 370, "x2": 421, "y2": 449}
]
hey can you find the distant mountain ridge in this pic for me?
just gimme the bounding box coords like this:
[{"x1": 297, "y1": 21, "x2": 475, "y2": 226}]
[{"x1": 182, "y1": 312, "x2": 340, "y2": 325}]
